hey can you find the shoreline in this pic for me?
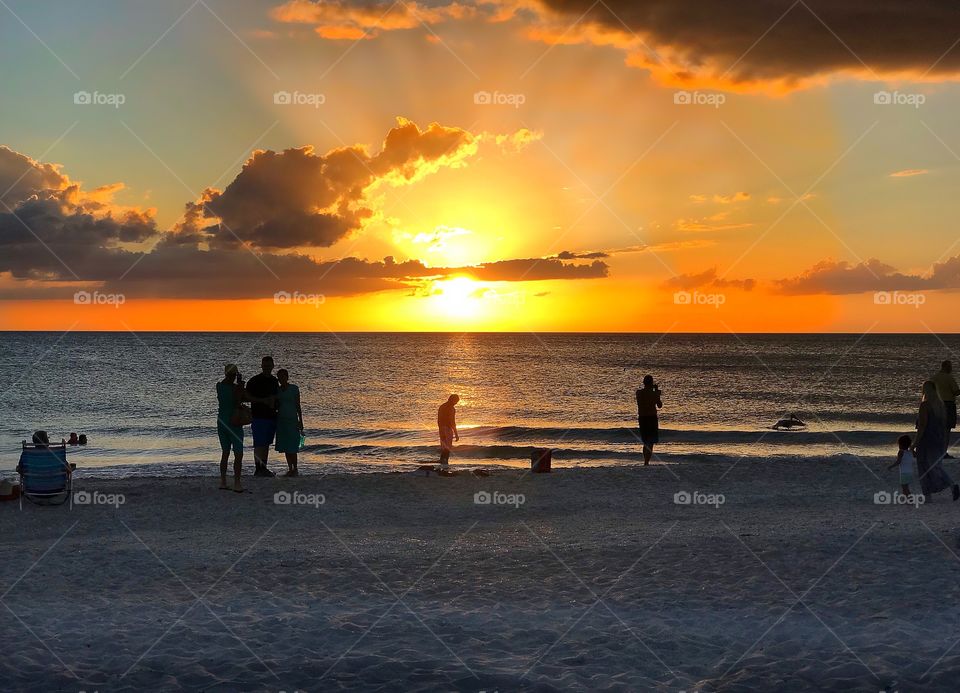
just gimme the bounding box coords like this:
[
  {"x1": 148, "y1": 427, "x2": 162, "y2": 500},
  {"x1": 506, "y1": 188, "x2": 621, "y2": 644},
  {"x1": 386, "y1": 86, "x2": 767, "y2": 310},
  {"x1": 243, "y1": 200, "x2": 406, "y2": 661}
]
[{"x1": 5, "y1": 460, "x2": 960, "y2": 690}]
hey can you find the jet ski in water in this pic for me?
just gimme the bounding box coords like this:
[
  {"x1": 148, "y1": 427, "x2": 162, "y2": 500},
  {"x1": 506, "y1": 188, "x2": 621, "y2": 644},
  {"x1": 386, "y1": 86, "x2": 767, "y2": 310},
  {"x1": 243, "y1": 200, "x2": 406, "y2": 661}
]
[{"x1": 773, "y1": 413, "x2": 806, "y2": 430}]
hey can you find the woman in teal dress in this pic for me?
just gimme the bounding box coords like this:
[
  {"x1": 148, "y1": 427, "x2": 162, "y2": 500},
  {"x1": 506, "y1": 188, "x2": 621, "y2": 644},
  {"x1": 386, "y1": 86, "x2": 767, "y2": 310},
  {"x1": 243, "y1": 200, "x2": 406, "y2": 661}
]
[
  {"x1": 217, "y1": 364, "x2": 246, "y2": 492},
  {"x1": 275, "y1": 368, "x2": 304, "y2": 477}
]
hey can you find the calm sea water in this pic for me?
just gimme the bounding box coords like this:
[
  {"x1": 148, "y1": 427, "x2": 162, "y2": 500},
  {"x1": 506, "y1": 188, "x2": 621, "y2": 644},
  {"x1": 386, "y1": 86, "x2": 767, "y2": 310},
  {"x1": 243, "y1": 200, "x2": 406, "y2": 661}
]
[{"x1": 1, "y1": 332, "x2": 956, "y2": 477}]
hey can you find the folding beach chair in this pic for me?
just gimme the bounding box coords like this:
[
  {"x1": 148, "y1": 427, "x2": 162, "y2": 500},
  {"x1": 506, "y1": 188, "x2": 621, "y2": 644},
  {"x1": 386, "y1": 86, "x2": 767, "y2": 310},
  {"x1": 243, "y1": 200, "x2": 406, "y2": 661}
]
[{"x1": 18, "y1": 442, "x2": 72, "y2": 506}]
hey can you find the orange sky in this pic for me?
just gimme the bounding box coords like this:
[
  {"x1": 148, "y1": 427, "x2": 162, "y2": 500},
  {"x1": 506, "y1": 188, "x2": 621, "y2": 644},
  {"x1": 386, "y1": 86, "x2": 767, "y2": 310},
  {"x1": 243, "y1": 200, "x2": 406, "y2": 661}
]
[{"x1": 3, "y1": 1, "x2": 960, "y2": 332}]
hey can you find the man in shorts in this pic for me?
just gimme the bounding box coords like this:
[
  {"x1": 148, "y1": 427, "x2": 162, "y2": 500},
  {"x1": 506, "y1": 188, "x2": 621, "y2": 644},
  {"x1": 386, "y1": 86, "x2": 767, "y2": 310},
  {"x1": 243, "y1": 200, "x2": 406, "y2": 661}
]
[
  {"x1": 437, "y1": 394, "x2": 460, "y2": 468},
  {"x1": 246, "y1": 356, "x2": 280, "y2": 477}
]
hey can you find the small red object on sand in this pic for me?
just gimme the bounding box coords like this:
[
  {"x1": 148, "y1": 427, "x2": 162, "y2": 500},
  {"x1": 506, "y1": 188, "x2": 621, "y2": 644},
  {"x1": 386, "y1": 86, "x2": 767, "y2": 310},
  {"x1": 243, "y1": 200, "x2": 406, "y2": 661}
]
[{"x1": 531, "y1": 449, "x2": 552, "y2": 473}]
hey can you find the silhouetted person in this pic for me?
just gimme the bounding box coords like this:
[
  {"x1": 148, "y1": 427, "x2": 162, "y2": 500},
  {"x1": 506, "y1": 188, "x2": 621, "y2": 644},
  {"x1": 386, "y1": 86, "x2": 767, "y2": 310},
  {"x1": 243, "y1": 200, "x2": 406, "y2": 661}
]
[
  {"x1": 437, "y1": 395, "x2": 460, "y2": 467},
  {"x1": 67, "y1": 432, "x2": 79, "y2": 445},
  {"x1": 31, "y1": 430, "x2": 50, "y2": 448},
  {"x1": 636, "y1": 375, "x2": 662, "y2": 465},
  {"x1": 217, "y1": 363, "x2": 246, "y2": 492},
  {"x1": 275, "y1": 368, "x2": 304, "y2": 477},
  {"x1": 933, "y1": 360, "x2": 959, "y2": 458},
  {"x1": 246, "y1": 356, "x2": 279, "y2": 477},
  {"x1": 889, "y1": 434, "x2": 916, "y2": 498},
  {"x1": 914, "y1": 380, "x2": 960, "y2": 502},
  {"x1": 78, "y1": 434, "x2": 87, "y2": 445}
]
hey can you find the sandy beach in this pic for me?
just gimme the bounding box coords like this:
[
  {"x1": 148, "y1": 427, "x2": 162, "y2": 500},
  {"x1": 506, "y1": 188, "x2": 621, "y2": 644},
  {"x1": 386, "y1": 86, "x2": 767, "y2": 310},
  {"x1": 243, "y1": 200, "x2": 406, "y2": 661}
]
[{"x1": 4, "y1": 457, "x2": 960, "y2": 692}]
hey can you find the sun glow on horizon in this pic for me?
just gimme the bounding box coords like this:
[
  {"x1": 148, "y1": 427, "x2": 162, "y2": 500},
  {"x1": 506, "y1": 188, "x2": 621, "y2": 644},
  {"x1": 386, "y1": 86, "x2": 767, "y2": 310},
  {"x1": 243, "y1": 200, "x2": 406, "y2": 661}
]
[{"x1": 429, "y1": 276, "x2": 487, "y2": 320}]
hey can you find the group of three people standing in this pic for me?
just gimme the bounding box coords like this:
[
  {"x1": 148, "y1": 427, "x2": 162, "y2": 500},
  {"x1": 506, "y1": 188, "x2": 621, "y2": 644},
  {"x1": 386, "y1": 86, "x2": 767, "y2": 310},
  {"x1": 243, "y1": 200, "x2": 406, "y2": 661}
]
[{"x1": 216, "y1": 356, "x2": 304, "y2": 492}]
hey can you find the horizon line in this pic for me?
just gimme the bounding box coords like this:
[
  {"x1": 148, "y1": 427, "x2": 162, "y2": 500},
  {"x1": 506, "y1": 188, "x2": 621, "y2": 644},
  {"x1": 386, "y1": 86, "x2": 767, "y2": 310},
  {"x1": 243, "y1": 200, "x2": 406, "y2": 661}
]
[{"x1": 2, "y1": 329, "x2": 959, "y2": 336}]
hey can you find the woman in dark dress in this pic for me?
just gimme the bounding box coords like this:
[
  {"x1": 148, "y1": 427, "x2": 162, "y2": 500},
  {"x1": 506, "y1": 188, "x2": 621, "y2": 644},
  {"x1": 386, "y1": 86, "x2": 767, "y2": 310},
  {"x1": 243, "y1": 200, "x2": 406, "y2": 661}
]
[
  {"x1": 914, "y1": 380, "x2": 960, "y2": 502},
  {"x1": 636, "y1": 374, "x2": 663, "y2": 465}
]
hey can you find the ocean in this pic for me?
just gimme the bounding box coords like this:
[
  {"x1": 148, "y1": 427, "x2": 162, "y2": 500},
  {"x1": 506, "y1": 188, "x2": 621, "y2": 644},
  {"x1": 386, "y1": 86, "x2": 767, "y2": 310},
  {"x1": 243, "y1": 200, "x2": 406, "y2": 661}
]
[{"x1": 1, "y1": 332, "x2": 955, "y2": 477}]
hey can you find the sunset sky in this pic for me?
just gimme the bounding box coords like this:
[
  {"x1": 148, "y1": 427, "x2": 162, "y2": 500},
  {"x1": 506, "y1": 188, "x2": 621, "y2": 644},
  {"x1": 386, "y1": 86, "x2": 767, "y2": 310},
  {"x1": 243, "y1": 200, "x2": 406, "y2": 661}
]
[{"x1": 2, "y1": 0, "x2": 960, "y2": 332}]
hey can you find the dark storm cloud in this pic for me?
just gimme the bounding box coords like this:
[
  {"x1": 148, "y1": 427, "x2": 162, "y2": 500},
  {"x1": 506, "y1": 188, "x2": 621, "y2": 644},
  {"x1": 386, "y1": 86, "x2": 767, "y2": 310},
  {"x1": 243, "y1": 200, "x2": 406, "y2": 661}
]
[
  {"x1": 274, "y1": 1, "x2": 960, "y2": 87},
  {"x1": 535, "y1": 0, "x2": 960, "y2": 85}
]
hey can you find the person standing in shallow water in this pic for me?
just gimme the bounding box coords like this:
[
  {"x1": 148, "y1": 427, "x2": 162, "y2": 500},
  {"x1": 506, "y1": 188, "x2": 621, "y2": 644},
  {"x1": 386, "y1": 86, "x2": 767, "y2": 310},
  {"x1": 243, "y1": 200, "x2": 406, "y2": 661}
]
[
  {"x1": 275, "y1": 368, "x2": 303, "y2": 477},
  {"x1": 437, "y1": 395, "x2": 460, "y2": 467},
  {"x1": 636, "y1": 375, "x2": 663, "y2": 465}
]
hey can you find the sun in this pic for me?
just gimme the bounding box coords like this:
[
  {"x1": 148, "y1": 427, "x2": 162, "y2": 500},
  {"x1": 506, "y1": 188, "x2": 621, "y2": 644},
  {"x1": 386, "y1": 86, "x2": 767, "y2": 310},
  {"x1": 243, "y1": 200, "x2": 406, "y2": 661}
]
[{"x1": 430, "y1": 276, "x2": 486, "y2": 319}]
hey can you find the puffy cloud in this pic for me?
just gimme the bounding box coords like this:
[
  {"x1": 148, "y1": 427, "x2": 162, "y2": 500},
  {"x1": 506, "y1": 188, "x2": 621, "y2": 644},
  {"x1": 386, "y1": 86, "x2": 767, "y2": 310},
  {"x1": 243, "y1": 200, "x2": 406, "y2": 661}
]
[
  {"x1": 0, "y1": 146, "x2": 72, "y2": 207},
  {"x1": 0, "y1": 120, "x2": 606, "y2": 300},
  {"x1": 0, "y1": 148, "x2": 157, "y2": 281},
  {"x1": 773, "y1": 257, "x2": 950, "y2": 294},
  {"x1": 191, "y1": 118, "x2": 480, "y2": 250}
]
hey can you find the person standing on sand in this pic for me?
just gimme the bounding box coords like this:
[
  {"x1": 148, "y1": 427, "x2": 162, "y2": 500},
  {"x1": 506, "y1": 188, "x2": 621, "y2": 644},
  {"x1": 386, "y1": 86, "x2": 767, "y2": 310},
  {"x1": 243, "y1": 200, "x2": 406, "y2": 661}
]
[
  {"x1": 914, "y1": 380, "x2": 960, "y2": 502},
  {"x1": 246, "y1": 356, "x2": 279, "y2": 477},
  {"x1": 217, "y1": 364, "x2": 245, "y2": 492},
  {"x1": 275, "y1": 368, "x2": 304, "y2": 477},
  {"x1": 636, "y1": 375, "x2": 663, "y2": 465},
  {"x1": 437, "y1": 395, "x2": 460, "y2": 468},
  {"x1": 932, "y1": 360, "x2": 959, "y2": 458}
]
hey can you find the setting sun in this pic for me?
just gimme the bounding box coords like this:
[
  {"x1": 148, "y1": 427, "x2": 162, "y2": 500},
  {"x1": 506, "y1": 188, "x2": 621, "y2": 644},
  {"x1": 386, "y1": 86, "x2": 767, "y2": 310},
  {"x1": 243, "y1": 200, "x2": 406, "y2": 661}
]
[{"x1": 429, "y1": 277, "x2": 487, "y2": 320}]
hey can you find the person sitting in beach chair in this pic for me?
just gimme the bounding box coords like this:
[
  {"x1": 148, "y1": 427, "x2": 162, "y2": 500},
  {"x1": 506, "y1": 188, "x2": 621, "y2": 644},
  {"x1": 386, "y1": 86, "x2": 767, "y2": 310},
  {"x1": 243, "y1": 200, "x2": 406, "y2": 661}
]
[{"x1": 18, "y1": 433, "x2": 72, "y2": 506}]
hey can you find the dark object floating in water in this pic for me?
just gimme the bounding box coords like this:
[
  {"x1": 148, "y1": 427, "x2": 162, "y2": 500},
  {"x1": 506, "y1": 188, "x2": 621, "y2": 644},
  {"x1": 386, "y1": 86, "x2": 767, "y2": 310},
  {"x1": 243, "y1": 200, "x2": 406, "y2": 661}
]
[{"x1": 773, "y1": 414, "x2": 806, "y2": 430}]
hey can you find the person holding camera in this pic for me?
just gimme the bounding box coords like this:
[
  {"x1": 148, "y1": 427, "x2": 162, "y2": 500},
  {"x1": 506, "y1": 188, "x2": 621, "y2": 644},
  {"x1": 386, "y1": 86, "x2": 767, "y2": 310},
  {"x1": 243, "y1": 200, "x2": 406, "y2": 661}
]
[{"x1": 636, "y1": 375, "x2": 663, "y2": 465}]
